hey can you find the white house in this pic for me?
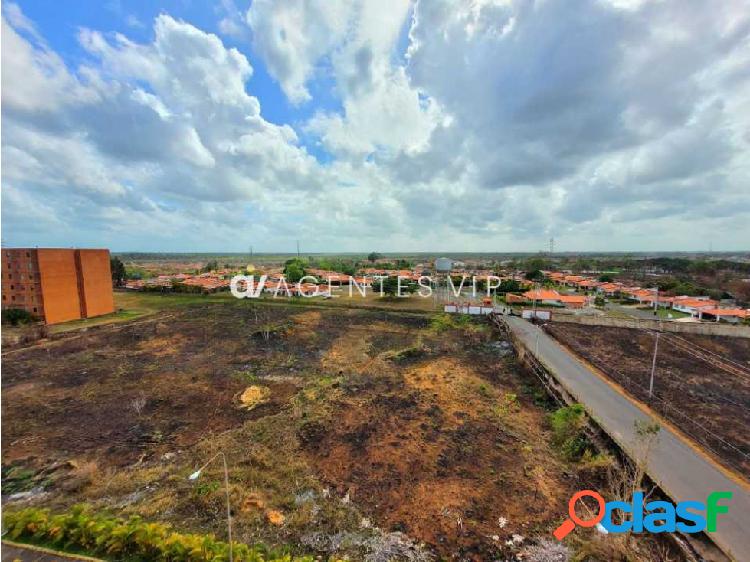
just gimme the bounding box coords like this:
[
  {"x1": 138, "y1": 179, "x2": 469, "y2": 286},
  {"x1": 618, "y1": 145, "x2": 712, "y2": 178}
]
[
  {"x1": 671, "y1": 296, "x2": 718, "y2": 316},
  {"x1": 698, "y1": 308, "x2": 749, "y2": 323}
]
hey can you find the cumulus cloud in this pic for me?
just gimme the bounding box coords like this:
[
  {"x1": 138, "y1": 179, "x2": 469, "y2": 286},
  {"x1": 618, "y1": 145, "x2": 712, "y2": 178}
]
[
  {"x1": 395, "y1": 0, "x2": 750, "y2": 245},
  {"x1": 2, "y1": 0, "x2": 750, "y2": 252},
  {"x1": 246, "y1": 0, "x2": 354, "y2": 104},
  {"x1": 248, "y1": 0, "x2": 443, "y2": 157},
  {"x1": 2, "y1": 9, "x2": 331, "y2": 249}
]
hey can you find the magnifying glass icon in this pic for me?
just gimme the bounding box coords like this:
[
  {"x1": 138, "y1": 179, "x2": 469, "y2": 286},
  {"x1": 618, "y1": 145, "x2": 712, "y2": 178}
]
[{"x1": 553, "y1": 490, "x2": 606, "y2": 540}]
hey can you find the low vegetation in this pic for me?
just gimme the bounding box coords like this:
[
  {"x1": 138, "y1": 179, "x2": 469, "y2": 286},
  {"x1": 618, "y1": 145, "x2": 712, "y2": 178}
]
[
  {"x1": 429, "y1": 313, "x2": 486, "y2": 334},
  {"x1": 549, "y1": 404, "x2": 591, "y2": 462},
  {"x1": 3, "y1": 505, "x2": 326, "y2": 562},
  {"x1": 1, "y1": 303, "x2": 682, "y2": 560},
  {"x1": 2, "y1": 307, "x2": 37, "y2": 326}
]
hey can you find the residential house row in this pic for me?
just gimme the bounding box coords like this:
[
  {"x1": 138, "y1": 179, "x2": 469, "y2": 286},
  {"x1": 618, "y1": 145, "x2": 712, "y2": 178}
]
[{"x1": 539, "y1": 271, "x2": 749, "y2": 323}]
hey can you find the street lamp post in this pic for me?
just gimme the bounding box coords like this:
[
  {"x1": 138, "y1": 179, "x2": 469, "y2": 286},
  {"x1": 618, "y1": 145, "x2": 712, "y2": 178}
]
[
  {"x1": 535, "y1": 323, "x2": 548, "y2": 355},
  {"x1": 649, "y1": 332, "x2": 660, "y2": 399},
  {"x1": 189, "y1": 452, "x2": 233, "y2": 562}
]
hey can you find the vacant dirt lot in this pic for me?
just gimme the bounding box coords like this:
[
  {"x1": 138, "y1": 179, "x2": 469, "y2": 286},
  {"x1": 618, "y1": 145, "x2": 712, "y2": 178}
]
[
  {"x1": 546, "y1": 323, "x2": 750, "y2": 478},
  {"x1": 3, "y1": 303, "x2": 678, "y2": 560}
]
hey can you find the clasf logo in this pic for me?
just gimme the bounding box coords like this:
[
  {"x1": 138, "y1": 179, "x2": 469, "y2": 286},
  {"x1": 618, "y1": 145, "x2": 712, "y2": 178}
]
[{"x1": 554, "y1": 490, "x2": 732, "y2": 540}]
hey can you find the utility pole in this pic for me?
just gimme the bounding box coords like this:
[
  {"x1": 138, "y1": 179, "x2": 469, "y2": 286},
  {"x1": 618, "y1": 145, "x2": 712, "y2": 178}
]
[
  {"x1": 296, "y1": 240, "x2": 300, "y2": 257},
  {"x1": 549, "y1": 237, "x2": 555, "y2": 255},
  {"x1": 649, "y1": 332, "x2": 660, "y2": 398}
]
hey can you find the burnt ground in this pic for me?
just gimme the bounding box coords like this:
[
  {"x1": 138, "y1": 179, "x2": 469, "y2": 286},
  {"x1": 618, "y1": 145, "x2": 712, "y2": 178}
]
[
  {"x1": 546, "y1": 323, "x2": 750, "y2": 478},
  {"x1": 2, "y1": 303, "x2": 680, "y2": 561}
]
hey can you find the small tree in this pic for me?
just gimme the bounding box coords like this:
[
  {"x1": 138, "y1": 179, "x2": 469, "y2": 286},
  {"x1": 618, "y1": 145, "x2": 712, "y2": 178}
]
[
  {"x1": 283, "y1": 258, "x2": 306, "y2": 283},
  {"x1": 379, "y1": 276, "x2": 399, "y2": 297},
  {"x1": 110, "y1": 257, "x2": 126, "y2": 287},
  {"x1": 377, "y1": 276, "x2": 414, "y2": 297},
  {"x1": 201, "y1": 260, "x2": 219, "y2": 273},
  {"x1": 525, "y1": 269, "x2": 544, "y2": 282},
  {"x1": 367, "y1": 252, "x2": 382, "y2": 263},
  {"x1": 631, "y1": 419, "x2": 660, "y2": 497},
  {"x1": 252, "y1": 305, "x2": 275, "y2": 341},
  {"x1": 524, "y1": 257, "x2": 550, "y2": 272},
  {"x1": 604, "y1": 419, "x2": 661, "y2": 547},
  {"x1": 598, "y1": 274, "x2": 614, "y2": 283},
  {"x1": 498, "y1": 279, "x2": 521, "y2": 294}
]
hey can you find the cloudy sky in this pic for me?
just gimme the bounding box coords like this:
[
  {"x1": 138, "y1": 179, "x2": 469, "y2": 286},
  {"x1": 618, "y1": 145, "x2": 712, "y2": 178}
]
[{"x1": 2, "y1": 0, "x2": 749, "y2": 253}]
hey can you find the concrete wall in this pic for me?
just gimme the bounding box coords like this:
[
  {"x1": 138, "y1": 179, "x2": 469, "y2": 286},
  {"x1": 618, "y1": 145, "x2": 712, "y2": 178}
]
[
  {"x1": 37, "y1": 249, "x2": 82, "y2": 324},
  {"x1": 77, "y1": 249, "x2": 115, "y2": 318},
  {"x1": 28, "y1": 248, "x2": 115, "y2": 325},
  {"x1": 550, "y1": 313, "x2": 750, "y2": 338}
]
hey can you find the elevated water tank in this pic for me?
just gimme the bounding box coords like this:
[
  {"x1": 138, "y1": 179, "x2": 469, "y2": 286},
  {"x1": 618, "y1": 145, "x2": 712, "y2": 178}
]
[{"x1": 435, "y1": 257, "x2": 453, "y2": 273}]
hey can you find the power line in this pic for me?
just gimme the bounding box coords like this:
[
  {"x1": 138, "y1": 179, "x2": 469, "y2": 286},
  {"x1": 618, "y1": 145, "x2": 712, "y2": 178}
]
[
  {"x1": 657, "y1": 333, "x2": 750, "y2": 382},
  {"x1": 571, "y1": 347, "x2": 750, "y2": 471}
]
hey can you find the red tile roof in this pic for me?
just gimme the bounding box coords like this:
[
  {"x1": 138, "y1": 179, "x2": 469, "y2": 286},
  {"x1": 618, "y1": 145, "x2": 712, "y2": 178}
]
[
  {"x1": 673, "y1": 298, "x2": 718, "y2": 308},
  {"x1": 557, "y1": 295, "x2": 587, "y2": 303},
  {"x1": 523, "y1": 289, "x2": 561, "y2": 301},
  {"x1": 701, "y1": 308, "x2": 749, "y2": 317}
]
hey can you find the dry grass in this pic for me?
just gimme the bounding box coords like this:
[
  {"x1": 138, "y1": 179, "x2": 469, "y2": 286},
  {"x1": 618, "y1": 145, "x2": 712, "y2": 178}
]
[{"x1": 2, "y1": 303, "x2": 682, "y2": 561}]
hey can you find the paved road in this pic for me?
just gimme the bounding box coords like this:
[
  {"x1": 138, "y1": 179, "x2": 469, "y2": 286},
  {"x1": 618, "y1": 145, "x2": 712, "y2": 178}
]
[{"x1": 505, "y1": 316, "x2": 750, "y2": 561}]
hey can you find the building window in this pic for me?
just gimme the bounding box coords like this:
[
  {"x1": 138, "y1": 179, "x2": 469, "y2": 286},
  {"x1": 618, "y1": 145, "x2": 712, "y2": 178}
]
[
  {"x1": 10, "y1": 284, "x2": 14, "y2": 290},
  {"x1": 25, "y1": 252, "x2": 30, "y2": 257},
  {"x1": 33, "y1": 307, "x2": 38, "y2": 313}
]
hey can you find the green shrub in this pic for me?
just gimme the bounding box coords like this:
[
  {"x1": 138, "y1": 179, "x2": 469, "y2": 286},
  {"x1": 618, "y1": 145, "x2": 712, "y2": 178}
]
[
  {"x1": 1, "y1": 308, "x2": 36, "y2": 326},
  {"x1": 478, "y1": 384, "x2": 490, "y2": 398},
  {"x1": 3, "y1": 505, "x2": 329, "y2": 562},
  {"x1": 384, "y1": 343, "x2": 427, "y2": 362},
  {"x1": 430, "y1": 313, "x2": 476, "y2": 332},
  {"x1": 549, "y1": 404, "x2": 595, "y2": 462},
  {"x1": 430, "y1": 313, "x2": 454, "y2": 332}
]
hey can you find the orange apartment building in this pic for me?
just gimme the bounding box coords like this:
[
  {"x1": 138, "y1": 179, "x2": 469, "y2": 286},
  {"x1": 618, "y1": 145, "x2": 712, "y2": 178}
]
[{"x1": 1, "y1": 248, "x2": 115, "y2": 324}]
